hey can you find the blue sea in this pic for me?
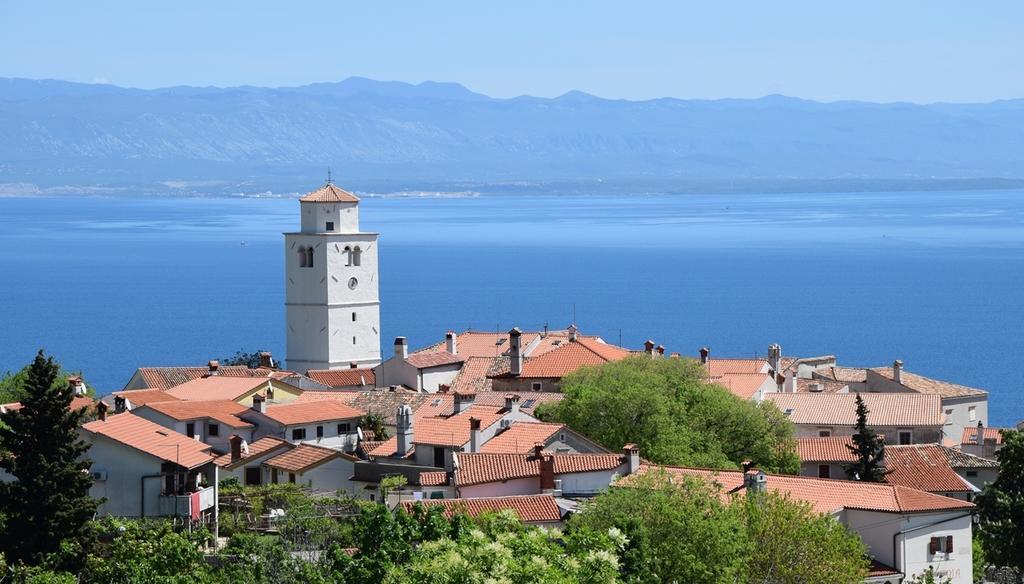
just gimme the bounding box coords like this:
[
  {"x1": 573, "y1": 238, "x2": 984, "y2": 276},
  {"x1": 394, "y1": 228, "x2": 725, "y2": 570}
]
[{"x1": 1, "y1": 190, "x2": 1022, "y2": 426}]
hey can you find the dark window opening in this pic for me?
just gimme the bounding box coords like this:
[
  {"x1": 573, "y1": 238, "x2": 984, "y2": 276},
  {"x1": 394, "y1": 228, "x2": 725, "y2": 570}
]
[
  {"x1": 288, "y1": 473, "x2": 296, "y2": 484},
  {"x1": 433, "y1": 446, "x2": 446, "y2": 468},
  {"x1": 818, "y1": 464, "x2": 831, "y2": 479},
  {"x1": 899, "y1": 431, "x2": 912, "y2": 445},
  {"x1": 244, "y1": 467, "x2": 261, "y2": 486},
  {"x1": 818, "y1": 430, "x2": 831, "y2": 437},
  {"x1": 186, "y1": 422, "x2": 195, "y2": 438},
  {"x1": 292, "y1": 428, "x2": 307, "y2": 440},
  {"x1": 326, "y1": 221, "x2": 335, "y2": 231},
  {"x1": 337, "y1": 423, "x2": 351, "y2": 434},
  {"x1": 207, "y1": 423, "x2": 219, "y2": 437},
  {"x1": 316, "y1": 425, "x2": 324, "y2": 438}
]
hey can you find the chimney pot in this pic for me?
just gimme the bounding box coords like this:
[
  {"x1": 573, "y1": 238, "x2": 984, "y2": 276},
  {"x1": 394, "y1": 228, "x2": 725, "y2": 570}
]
[
  {"x1": 656, "y1": 345, "x2": 665, "y2": 356},
  {"x1": 468, "y1": 417, "x2": 481, "y2": 453},
  {"x1": 893, "y1": 359, "x2": 904, "y2": 384},
  {"x1": 96, "y1": 401, "x2": 108, "y2": 422},
  {"x1": 453, "y1": 392, "x2": 475, "y2": 413},
  {"x1": 540, "y1": 453, "x2": 556, "y2": 491},
  {"x1": 251, "y1": 393, "x2": 267, "y2": 414},
  {"x1": 229, "y1": 434, "x2": 243, "y2": 462},
  {"x1": 396, "y1": 405, "x2": 414, "y2": 457},
  {"x1": 394, "y1": 337, "x2": 409, "y2": 360},
  {"x1": 567, "y1": 324, "x2": 578, "y2": 341},
  {"x1": 113, "y1": 395, "x2": 127, "y2": 414},
  {"x1": 258, "y1": 352, "x2": 274, "y2": 369},
  {"x1": 504, "y1": 393, "x2": 521, "y2": 414},
  {"x1": 446, "y1": 331, "x2": 458, "y2": 355},
  {"x1": 699, "y1": 347, "x2": 710, "y2": 365},
  {"x1": 532, "y1": 442, "x2": 544, "y2": 460},
  {"x1": 509, "y1": 327, "x2": 523, "y2": 377},
  {"x1": 624, "y1": 443, "x2": 640, "y2": 475}
]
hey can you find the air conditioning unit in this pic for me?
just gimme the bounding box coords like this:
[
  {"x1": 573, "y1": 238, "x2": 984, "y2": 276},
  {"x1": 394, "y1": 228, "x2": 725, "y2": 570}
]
[
  {"x1": 90, "y1": 470, "x2": 107, "y2": 481},
  {"x1": 499, "y1": 419, "x2": 512, "y2": 429}
]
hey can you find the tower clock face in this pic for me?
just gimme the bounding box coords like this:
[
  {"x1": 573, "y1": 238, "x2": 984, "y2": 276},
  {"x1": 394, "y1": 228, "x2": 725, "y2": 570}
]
[{"x1": 348, "y1": 277, "x2": 358, "y2": 290}]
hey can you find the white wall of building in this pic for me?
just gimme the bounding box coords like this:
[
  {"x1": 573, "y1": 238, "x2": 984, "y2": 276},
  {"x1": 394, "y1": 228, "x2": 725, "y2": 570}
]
[
  {"x1": 420, "y1": 364, "x2": 463, "y2": 393},
  {"x1": 460, "y1": 477, "x2": 539, "y2": 498},
  {"x1": 133, "y1": 408, "x2": 253, "y2": 454},
  {"x1": 87, "y1": 434, "x2": 167, "y2": 518},
  {"x1": 557, "y1": 467, "x2": 624, "y2": 496}
]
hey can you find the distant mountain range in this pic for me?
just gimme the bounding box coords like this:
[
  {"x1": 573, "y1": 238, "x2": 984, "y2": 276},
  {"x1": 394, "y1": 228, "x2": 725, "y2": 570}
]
[{"x1": 2, "y1": 76, "x2": 1023, "y2": 196}]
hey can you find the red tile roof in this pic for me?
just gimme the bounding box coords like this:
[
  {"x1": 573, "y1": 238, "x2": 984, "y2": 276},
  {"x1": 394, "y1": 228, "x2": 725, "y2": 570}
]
[
  {"x1": 710, "y1": 373, "x2": 773, "y2": 400},
  {"x1": 305, "y1": 368, "x2": 375, "y2": 388},
  {"x1": 767, "y1": 393, "x2": 944, "y2": 426},
  {"x1": 413, "y1": 330, "x2": 541, "y2": 359},
  {"x1": 405, "y1": 351, "x2": 465, "y2": 369},
  {"x1": 419, "y1": 470, "x2": 447, "y2": 486},
  {"x1": 133, "y1": 366, "x2": 274, "y2": 390},
  {"x1": 165, "y1": 377, "x2": 276, "y2": 401},
  {"x1": 884, "y1": 445, "x2": 973, "y2": 493},
  {"x1": 455, "y1": 452, "x2": 625, "y2": 487},
  {"x1": 264, "y1": 443, "x2": 352, "y2": 473},
  {"x1": 214, "y1": 436, "x2": 292, "y2": 469},
  {"x1": 470, "y1": 391, "x2": 564, "y2": 415},
  {"x1": 795, "y1": 378, "x2": 848, "y2": 393},
  {"x1": 480, "y1": 422, "x2": 564, "y2": 454},
  {"x1": 962, "y1": 426, "x2": 1004, "y2": 445},
  {"x1": 413, "y1": 405, "x2": 507, "y2": 447},
  {"x1": 869, "y1": 368, "x2": 986, "y2": 398},
  {"x1": 813, "y1": 367, "x2": 868, "y2": 384},
  {"x1": 83, "y1": 413, "x2": 215, "y2": 469},
  {"x1": 627, "y1": 466, "x2": 974, "y2": 515},
  {"x1": 706, "y1": 358, "x2": 769, "y2": 377},
  {"x1": 492, "y1": 337, "x2": 631, "y2": 379},
  {"x1": 262, "y1": 401, "x2": 364, "y2": 425},
  {"x1": 400, "y1": 494, "x2": 562, "y2": 523},
  {"x1": 114, "y1": 389, "x2": 181, "y2": 407},
  {"x1": 299, "y1": 182, "x2": 360, "y2": 203},
  {"x1": 797, "y1": 436, "x2": 858, "y2": 463},
  {"x1": 2, "y1": 395, "x2": 98, "y2": 414},
  {"x1": 141, "y1": 400, "x2": 254, "y2": 428},
  {"x1": 448, "y1": 357, "x2": 498, "y2": 393}
]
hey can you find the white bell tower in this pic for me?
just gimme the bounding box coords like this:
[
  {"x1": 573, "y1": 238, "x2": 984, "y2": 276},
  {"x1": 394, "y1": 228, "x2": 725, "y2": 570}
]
[{"x1": 284, "y1": 180, "x2": 382, "y2": 372}]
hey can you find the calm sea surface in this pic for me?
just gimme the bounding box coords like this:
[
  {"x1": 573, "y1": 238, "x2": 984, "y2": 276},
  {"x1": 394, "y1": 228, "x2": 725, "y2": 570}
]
[{"x1": 1, "y1": 191, "x2": 1022, "y2": 426}]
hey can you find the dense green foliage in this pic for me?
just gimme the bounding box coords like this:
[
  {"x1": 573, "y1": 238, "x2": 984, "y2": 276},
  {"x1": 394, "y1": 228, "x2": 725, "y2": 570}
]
[
  {"x1": 570, "y1": 470, "x2": 869, "y2": 584},
  {"x1": 537, "y1": 356, "x2": 799, "y2": 473},
  {"x1": 220, "y1": 349, "x2": 270, "y2": 368},
  {"x1": 0, "y1": 350, "x2": 100, "y2": 571},
  {"x1": 843, "y1": 393, "x2": 887, "y2": 482},
  {"x1": 0, "y1": 358, "x2": 94, "y2": 404},
  {"x1": 976, "y1": 428, "x2": 1024, "y2": 574}
]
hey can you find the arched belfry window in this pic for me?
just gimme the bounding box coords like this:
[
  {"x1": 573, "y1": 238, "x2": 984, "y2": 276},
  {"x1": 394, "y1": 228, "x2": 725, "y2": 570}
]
[
  {"x1": 352, "y1": 246, "x2": 362, "y2": 267},
  {"x1": 343, "y1": 246, "x2": 353, "y2": 267},
  {"x1": 306, "y1": 247, "x2": 314, "y2": 268},
  {"x1": 298, "y1": 246, "x2": 308, "y2": 268}
]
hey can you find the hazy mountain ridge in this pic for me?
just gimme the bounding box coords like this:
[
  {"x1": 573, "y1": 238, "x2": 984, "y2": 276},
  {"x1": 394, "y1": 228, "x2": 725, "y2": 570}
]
[{"x1": 2, "y1": 77, "x2": 1023, "y2": 195}]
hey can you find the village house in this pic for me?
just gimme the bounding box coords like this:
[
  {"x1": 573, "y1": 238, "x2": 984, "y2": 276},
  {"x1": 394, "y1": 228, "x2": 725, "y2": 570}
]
[
  {"x1": 398, "y1": 494, "x2": 565, "y2": 528},
  {"x1": 766, "y1": 392, "x2": 946, "y2": 444},
  {"x1": 81, "y1": 409, "x2": 219, "y2": 528},
  {"x1": 960, "y1": 422, "x2": 1005, "y2": 458},
  {"x1": 160, "y1": 375, "x2": 305, "y2": 404},
  {"x1": 623, "y1": 465, "x2": 976, "y2": 584},
  {"x1": 239, "y1": 397, "x2": 365, "y2": 447},
  {"x1": 214, "y1": 435, "x2": 293, "y2": 486},
  {"x1": 131, "y1": 399, "x2": 255, "y2": 454},
  {"x1": 262, "y1": 442, "x2": 362, "y2": 495},
  {"x1": 305, "y1": 367, "x2": 375, "y2": 389},
  {"x1": 121, "y1": 355, "x2": 281, "y2": 390},
  {"x1": 488, "y1": 327, "x2": 634, "y2": 393}
]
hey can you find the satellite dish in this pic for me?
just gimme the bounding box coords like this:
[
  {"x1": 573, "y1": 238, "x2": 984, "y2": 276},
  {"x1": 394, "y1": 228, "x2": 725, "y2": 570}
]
[{"x1": 356, "y1": 427, "x2": 364, "y2": 441}]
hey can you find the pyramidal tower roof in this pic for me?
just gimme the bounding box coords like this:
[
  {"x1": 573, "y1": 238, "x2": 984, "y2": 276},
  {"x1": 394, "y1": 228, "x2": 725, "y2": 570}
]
[{"x1": 299, "y1": 182, "x2": 360, "y2": 203}]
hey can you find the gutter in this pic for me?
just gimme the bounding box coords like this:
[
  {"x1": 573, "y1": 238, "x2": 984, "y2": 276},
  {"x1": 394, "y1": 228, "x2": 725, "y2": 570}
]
[{"x1": 891, "y1": 512, "x2": 974, "y2": 577}]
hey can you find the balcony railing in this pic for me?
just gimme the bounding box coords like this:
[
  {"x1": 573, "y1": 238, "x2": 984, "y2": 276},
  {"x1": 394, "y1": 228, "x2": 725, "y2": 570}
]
[{"x1": 157, "y1": 486, "x2": 216, "y2": 518}]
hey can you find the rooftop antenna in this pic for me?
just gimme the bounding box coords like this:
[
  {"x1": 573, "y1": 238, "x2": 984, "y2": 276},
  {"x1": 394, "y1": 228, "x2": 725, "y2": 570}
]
[
  {"x1": 326, "y1": 167, "x2": 333, "y2": 185},
  {"x1": 572, "y1": 303, "x2": 577, "y2": 327},
  {"x1": 618, "y1": 328, "x2": 622, "y2": 347}
]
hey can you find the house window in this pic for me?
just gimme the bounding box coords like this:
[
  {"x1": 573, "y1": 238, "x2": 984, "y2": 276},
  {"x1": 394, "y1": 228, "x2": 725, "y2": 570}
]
[
  {"x1": 818, "y1": 465, "x2": 831, "y2": 479},
  {"x1": 244, "y1": 467, "x2": 261, "y2": 486},
  {"x1": 186, "y1": 422, "x2": 195, "y2": 438},
  {"x1": 898, "y1": 430, "x2": 913, "y2": 445},
  {"x1": 289, "y1": 473, "x2": 296, "y2": 484},
  {"x1": 292, "y1": 428, "x2": 307, "y2": 440},
  {"x1": 818, "y1": 429, "x2": 832, "y2": 437},
  {"x1": 326, "y1": 221, "x2": 334, "y2": 231},
  {"x1": 929, "y1": 536, "x2": 954, "y2": 555},
  {"x1": 531, "y1": 381, "x2": 543, "y2": 391},
  {"x1": 316, "y1": 425, "x2": 324, "y2": 438},
  {"x1": 207, "y1": 423, "x2": 220, "y2": 437},
  {"x1": 306, "y1": 247, "x2": 314, "y2": 267},
  {"x1": 968, "y1": 406, "x2": 977, "y2": 421},
  {"x1": 271, "y1": 468, "x2": 279, "y2": 484},
  {"x1": 966, "y1": 470, "x2": 978, "y2": 478},
  {"x1": 337, "y1": 423, "x2": 351, "y2": 434},
  {"x1": 434, "y1": 447, "x2": 446, "y2": 468}
]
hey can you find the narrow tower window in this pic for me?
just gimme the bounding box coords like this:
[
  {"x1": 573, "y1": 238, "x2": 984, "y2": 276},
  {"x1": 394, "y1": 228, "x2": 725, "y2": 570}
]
[
  {"x1": 326, "y1": 221, "x2": 335, "y2": 231},
  {"x1": 351, "y1": 312, "x2": 357, "y2": 322},
  {"x1": 306, "y1": 247, "x2": 314, "y2": 268},
  {"x1": 343, "y1": 246, "x2": 353, "y2": 266},
  {"x1": 352, "y1": 246, "x2": 362, "y2": 267},
  {"x1": 298, "y1": 246, "x2": 308, "y2": 268}
]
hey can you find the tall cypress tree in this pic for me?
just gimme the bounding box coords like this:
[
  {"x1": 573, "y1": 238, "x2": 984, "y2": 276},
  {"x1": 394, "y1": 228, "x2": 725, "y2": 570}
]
[
  {"x1": 843, "y1": 393, "x2": 887, "y2": 482},
  {"x1": 0, "y1": 350, "x2": 99, "y2": 569}
]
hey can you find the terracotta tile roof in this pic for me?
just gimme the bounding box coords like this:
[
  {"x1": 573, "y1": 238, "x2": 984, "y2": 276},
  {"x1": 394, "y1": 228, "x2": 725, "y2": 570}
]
[
  {"x1": 455, "y1": 452, "x2": 625, "y2": 487},
  {"x1": 133, "y1": 366, "x2": 274, "y2": 390},
  {"x1": 298, "y1": 182, "x2": 360, "y2": 203},
  {"x1": 884, "y1": 445, "x2": 973, "y2": 493},
  {"x1": 767, "y1": 393, "x2": 944, "y2": 426},
  {"x1": 414, "y1": 330, "x2": 541, "y2": 359},
  {"x1": 262, "y1": 401, "x2": 364, "y2": 425},
  {"x1": 868, "y1": 560, "x2": 901, "y2": 577},
  {"x1": 940, "y1": 446, "x2": 999, "y2": 469},
  {"x1": 264, "y1": 443, "x2": 352, "y2": 473},
  {"x1": 400, "y1": 494, "x2": 562, "y2": 523},
  {"x1": 305, "y1": 368, "x2": 375, "y2": 388},
  {"x1": 141, "y1": 400, "x2": 254, "y2": 428},
  {"x1": 628, "y1": 466, "x2": 974, "y2": 514},
  {"x1": 961, "y1": 426, "x2": 1004, "y2": 446},
  {"x1": 406, "y1": 351, "x2": 465, "y2": 369},
  {"x1": 710, "y1": 373, "x2": 773, "y2": 400},
  {"x1": 299, "y1": 389, "x2": 449, "y2": 418},
  {"x1": 814, "y1": 367, "x2": 868, "y2": 384},
  {"x1": 114, "y1": 389, "x2": 181, "y2": 407},
  {"x1": 448, "y1": 357, "x2": 498, "y2": 393},
  {"x1": 2, "y1": 396, "x2": 98, "y2": 413},
  {"x1": 797, "y1": 436, "x2": 858, "y2": 463},
  {"x1": 413, "y1": 405, "x2": 507, "y2": 447},
  {"x1": 706, "y1": 358, "x2": 769, "y2": 376},
  {"x1": 419, "y1": 471, "x2": 447, "y2": 486},
  {"x1": 870, "y1": 368, "x2": 987, "y2": 398},
  {"x1": 470, "y1": 391, "x2": 564, "y2": 415},
  {"x1": 165, "y1": 377, "x2": 275, "y2": 401},
  {"x1": 795, "y1": 377, "x2": 848, "y2": 393},
  {"x1": 214, "y1": 436, "x2": 292, "y2": 469},
  {"x1": 480, "y1": 422, "x2": 564, "y2": 454},
  {"x1": 490, "y1": 337, "x2": 632, "y2": 379},
  {"x1": 82, "y1": 413, "x2": 215, "y2": 469}
]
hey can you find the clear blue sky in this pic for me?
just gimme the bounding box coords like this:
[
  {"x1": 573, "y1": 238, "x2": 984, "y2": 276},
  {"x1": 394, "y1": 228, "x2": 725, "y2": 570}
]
[{"x1": 2, "y1": 0, "x2": 1022, "y2": 102}]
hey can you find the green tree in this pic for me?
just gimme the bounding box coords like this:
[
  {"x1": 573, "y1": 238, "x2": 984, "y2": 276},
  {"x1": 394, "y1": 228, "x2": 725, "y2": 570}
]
[
  {"x1": 0, "y1": 350, "x2": 99, "y2": 570},
  {"x1": 84, "y1": 518, "x2": 213, "y2": 583},
  {"x1": 361, "y1": 412, "x2": 389, "y2": 441},
  {"x1": 569, "y1": 470, "x2": 749, "y2": 583},
  {"x1": 976, "y1": 428, "x2": 1024, "y2": 574},
  {"x1": 538, "y1": 356, "x2": 798, "y2": 473},
  {"x1": 843, "y1": 393, "x2": 887, "y2": 482},
  {"x1": 741, "y1": 491, "x2": 868, "y2": 583},
  {"x1": 0, "y1": 362, "x2": 94, "y2": 405},
  {"x1": 221, "y1": 349, "x2": 270, "y2": 368}
]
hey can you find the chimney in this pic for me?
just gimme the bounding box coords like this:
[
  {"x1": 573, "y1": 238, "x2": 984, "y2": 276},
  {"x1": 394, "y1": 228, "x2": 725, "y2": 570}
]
[
  {"x1": 644, "y1": 340, "x2": 655, "y2": 357},
  {"x1": 251, "y1": 393, "x2": 267, "y2": 415},
  {"x1": 67, "y1": 375, "x2": 86, "y2": 396},
  {"x1": 504, "y1": 393, "x2": 521, "y2": 415},
  {"x1": 540, "y1": 453, "x2": 556, "y2": 491},
  {"x1": 775, "y1": 372, "x2": 785, "y2": 393},
  {"x1": 699, "y1": 347, "x2": 710, "y2": 365},
  {"x1": 453, "y1": 392, "x2": 475, "y2": 414},
  {"x1": 509, "y1": 327, "x2": 523, "y2": 377},
  {"x1": 96, "y1": 401, "x2": 108, "y2": 422},
  {"x1": 893, "y1": 359, "x2": 904, "y2": 384},
  {"x1": 469, "y1": 417, "x2": 481, "y2": 453},
  {"x1": 445, "y1": 331, "x2": 458, "y2": 355},
  {"x1": 258, "y1": 351, "x2": 274, "y2": 369},
  {"x1": 656, "y1": 345, "x2": 665, "y2": 358},
  {"x1": 767, "y1": 344, "x2": 782, "y2": 373},
  {"x1": 623, "y1": 443, "x2": 640, "y2": 475},
  {"x1": 229, "y1": 434, "x2": 243, "y2": 462},
  {"x1": 567, "y1": 324, "x2": 578, "y2": 341},
  {"x1": 349, "y1": 362, "x2": 357, "y2": 368},
  {"x1": 743, "y1": 467, "x2": 768, "y2": 495},
  {"x1": 396, "y1": 405, "x2": 414, "y2": 457},
  {"x1": 785, "y1": 372, "x2": 798, "y2": 393},
  {"x1": 394, "y1": 337, "x2": 408, "y2": 360},
  {"x1": 207, "y1": 360, "x2": 219, "y2": 376},
  {"x1": 113, "y1": 395, "x2": 127, "y2": 414}
]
